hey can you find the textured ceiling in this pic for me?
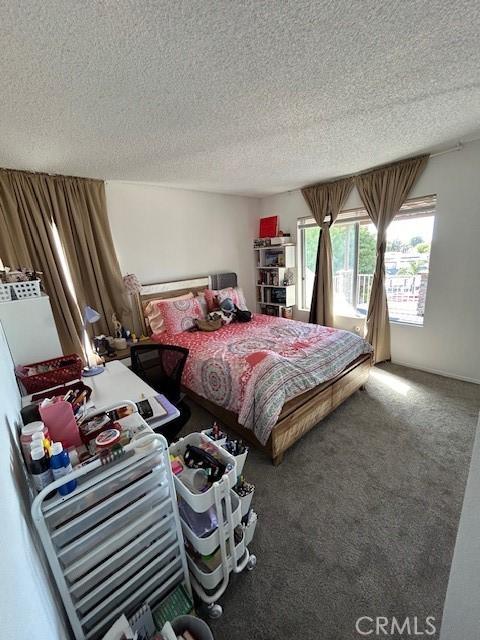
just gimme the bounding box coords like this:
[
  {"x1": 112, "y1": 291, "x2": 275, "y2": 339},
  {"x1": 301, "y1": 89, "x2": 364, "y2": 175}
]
[{"x1": 0, "y1": 1, "x2": 479, "y2": 197}]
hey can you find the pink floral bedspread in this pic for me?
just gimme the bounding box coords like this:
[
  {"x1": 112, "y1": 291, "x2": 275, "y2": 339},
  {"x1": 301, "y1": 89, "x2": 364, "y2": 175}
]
[{"x1": 153, "y1": 314, "x2": 372, "y2": 445}]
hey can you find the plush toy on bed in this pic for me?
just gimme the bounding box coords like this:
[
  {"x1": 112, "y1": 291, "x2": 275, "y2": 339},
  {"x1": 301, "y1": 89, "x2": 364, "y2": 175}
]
[
  {"x1": 207, "y1": 297, "x2": 235, "y2": 325},
  {"x1": 193, "y1": 297, "x2": 252, "y2": 332}
]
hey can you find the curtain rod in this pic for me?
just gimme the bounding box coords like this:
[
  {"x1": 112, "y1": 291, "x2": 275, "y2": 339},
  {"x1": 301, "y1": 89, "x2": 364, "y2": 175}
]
[
  {"x1": 429, "y1": 142, "x2": 463, "y2": 158},
  {"x1": 290, "y1": 136, "x2": 480, "y2": 193},
  {"x1": 0, "y1": 166, "x2": 103, "y2": 183}
]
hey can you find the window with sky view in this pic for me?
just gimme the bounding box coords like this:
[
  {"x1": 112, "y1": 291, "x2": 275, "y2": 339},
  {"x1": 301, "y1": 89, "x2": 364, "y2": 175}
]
[{"x1": 299, "y1": 199, "x2": 435, "y2": 325}]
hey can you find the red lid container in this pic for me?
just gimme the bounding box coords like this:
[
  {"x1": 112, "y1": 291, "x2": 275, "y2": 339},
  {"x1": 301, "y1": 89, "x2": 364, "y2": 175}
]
[{"x1": 95, "y1": 428, "x2": 121, "y2": 450}]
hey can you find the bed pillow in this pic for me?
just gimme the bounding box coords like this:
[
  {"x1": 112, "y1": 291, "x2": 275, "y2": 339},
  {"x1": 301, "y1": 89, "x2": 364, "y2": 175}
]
[
  {"x1": 145, "y1": 292, "x2": 193, "y2": 334},
  {"x1": 204, "y1": 287, "x2": 248, "y2": 312},
  {"x1": 157, "y1": 297, "x2": 205, "y2": 334}
]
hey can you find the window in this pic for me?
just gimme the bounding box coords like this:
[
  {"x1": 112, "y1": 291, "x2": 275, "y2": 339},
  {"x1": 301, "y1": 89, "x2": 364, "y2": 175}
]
[{"x1": 298, "y1": 196, "x2": 436, "y2": 325}]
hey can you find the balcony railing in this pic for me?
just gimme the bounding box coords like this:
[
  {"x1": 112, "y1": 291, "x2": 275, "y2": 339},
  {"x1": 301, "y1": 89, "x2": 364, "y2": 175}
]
[{"x1": 333, "y1": 271, "x2": 428, "y2": 322}]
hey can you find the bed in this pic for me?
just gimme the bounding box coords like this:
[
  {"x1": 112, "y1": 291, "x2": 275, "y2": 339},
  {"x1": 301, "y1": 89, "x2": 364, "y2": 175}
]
[{"x1": 138, "y1": 274, "x2": 373, "y2": 465}]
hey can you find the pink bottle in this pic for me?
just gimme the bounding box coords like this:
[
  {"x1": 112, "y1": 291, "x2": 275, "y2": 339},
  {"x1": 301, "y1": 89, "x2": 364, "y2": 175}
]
[{"x1": 39, "y1": 399, "x2": 82, "y2": 449}]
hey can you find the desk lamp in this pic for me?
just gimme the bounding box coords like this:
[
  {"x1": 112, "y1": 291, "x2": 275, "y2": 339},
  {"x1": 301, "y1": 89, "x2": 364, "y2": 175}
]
[{"x1": 82, "y1": 305, "x2": 105, "y2": 376}]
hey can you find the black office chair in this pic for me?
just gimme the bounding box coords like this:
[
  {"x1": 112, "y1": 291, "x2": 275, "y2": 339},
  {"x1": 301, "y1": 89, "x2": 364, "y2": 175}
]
[{"x1": 130, "y1": 343, "x2": 191, "y2": 443}]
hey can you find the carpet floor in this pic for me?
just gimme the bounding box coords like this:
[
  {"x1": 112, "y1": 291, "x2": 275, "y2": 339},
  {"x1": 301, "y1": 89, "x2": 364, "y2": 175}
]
[{"x1": 179, "y1": 363, "x2": 480, "y2": 640}]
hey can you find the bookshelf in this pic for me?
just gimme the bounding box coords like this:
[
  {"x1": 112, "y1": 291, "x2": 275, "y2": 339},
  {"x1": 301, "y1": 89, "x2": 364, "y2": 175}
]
[{"x1": 254, "y1": 243, "x2": 296, "y2": 318}]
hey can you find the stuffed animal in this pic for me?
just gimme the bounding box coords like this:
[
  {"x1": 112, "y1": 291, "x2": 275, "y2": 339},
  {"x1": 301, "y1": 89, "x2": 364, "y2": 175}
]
[
  {"x1": 208, "y1": 297, "x2": 235, "y2": 325},
  {"x1": 194, "y1": 297, "x2": 252, "y2": 331}
]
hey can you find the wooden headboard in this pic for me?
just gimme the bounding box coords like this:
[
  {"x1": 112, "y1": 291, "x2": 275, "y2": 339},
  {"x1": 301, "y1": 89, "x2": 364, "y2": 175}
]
[
  {"x1": 139, "y1": 276, "x2": 210, "y2": 306},
  {"x1": 135, "y1": 272, "x2": 238, "y2": 333}
]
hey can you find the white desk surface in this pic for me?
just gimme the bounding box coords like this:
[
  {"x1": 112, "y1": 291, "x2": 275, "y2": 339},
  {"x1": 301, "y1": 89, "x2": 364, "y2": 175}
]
[{"x1": 23, "y1": 360, "x2": 180, "y2": 427}]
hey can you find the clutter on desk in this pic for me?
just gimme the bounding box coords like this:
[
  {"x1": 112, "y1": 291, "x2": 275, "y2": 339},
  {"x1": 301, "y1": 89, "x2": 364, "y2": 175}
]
[
  {"x1": 15, "y1": 353, "x2": 83, "y2": 393},
  {"x1": 23, "y1": 394, "x2": 151, "y2": 496},
  {"x1": 20, "y1": 420, "x2": 50, "y2": 461},
  {"x1": 30, "y1": 446, "x2": 53, "y2": 492},
  {"x1": 93, "y1": 335, "x2": 116, "y2": 358},
  {"x1": 135, "y1": 395, "x2": 168, "y2": 421},
  {"x1": 40, "y1": 396, "x2": 83, "y2": 448},
  {"x1": 49, "y1": 442, "x2": 77, "y2": 496}
]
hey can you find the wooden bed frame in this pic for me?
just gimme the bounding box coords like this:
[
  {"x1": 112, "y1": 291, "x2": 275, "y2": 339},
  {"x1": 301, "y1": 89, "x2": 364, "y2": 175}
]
[
  {"x1": 185, "y1": 353, "x2": 372, "y2": 465},
  {"x1": 138, "y1": 274, "x2": 373, "y2": 465}
]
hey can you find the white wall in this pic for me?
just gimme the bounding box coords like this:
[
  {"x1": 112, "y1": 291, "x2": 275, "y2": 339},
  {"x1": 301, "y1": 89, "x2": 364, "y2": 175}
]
[
  {"x1": 105, "y1": 182, "x2": 259, "y2": 310},
  {"x1": 0, "y1": 322, "x2": 69, "y2": 639},
  {"x1": 259, "y1": 140, "x2": 480, "y2": 383},
  {"x1": 440, "y1": 414, "x2": 480, "y2": 639}
]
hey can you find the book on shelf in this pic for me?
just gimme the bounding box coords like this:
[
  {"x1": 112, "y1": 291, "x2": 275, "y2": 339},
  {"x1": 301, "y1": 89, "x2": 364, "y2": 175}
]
[{"x1": 258, "y1": 270, "x2": 280, "y2": 286}]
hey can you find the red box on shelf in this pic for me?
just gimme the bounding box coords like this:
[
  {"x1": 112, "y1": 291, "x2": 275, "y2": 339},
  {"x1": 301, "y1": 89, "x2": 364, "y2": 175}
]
[{"x1": 259, "y1": 216, "x2": 279, "y2": 238}]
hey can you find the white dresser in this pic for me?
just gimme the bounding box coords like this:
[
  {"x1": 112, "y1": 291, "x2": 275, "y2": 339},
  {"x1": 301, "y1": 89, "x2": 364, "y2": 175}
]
[{"x1": 0, "y1": 294, "x2": 62, "y2": 366}]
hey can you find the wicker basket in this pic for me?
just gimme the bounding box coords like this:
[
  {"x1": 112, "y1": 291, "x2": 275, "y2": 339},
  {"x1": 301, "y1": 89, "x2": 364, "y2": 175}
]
[
  {"x1": 0, "y1": 283, "x2": 12, "y2": 303},
  {"x1": 11, "y1": 280, "x2": 41, "y2": 299},
  {"x1": 16, "y1": 354, "x2": 83, "y2": 394}
]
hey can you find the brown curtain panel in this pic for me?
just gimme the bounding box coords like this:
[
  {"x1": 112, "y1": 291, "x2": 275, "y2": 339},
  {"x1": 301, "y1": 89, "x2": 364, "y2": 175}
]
[
  {"x1": 355, "y1": 155, "x2": 428, "y2": 362},
  {"x1": 0, "y1": 169, "x2": 130, "y2": 357},
  {"x1": 47, "y1": 177, "x2": 131, "y2": 338},
  {"x1": 0, "y1": 170, "x2": 84, "y2": 355},
  {"x1": 302, "y1": 178, "x2": 353, "y2": 326}
]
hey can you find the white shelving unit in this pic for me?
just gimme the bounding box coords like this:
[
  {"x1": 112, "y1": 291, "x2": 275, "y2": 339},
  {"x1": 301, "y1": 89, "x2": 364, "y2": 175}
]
[
  {"x1": 169, "y1": 432, "x2": 257, "y2": 619},
  {"x1": 255, "y1": 243, "x2": 296, "y2": 318},
  {"x1": 31, "y1": 406, "x2": 190, "y2": 640}
]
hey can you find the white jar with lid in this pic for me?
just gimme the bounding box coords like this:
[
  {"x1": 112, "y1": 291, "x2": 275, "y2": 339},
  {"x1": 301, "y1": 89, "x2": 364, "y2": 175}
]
[{"x1": 21, "y1": 421, "x2": 49, "y2": 462}]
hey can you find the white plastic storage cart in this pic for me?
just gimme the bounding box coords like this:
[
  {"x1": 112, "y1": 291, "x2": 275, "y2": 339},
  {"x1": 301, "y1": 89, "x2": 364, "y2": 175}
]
[
  {"x1": 31, "y1": 404, "x2": 191, "y2": 640},
  {"x1": 201, "y1": 427, "x2": 258, "y2": 547},
  {"x1": 169, "y1": 432, "x2": 257, "y2": 618}
]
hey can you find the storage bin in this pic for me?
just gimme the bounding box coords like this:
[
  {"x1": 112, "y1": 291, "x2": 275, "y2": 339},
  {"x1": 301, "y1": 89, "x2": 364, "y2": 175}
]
[
  {"x1": 171, "y1": 615, "x2": 213, "y2": 640},
  {"x1": 0, "y1": 283, "x2": 12, "y2": 302},
  {"x1": 221, "y1": 442, "x2": 248, "y2": 477},
  {"x1": 186, "y1": 530, "x2": 246, "y2": 591},
  {"x1": 233, "y1": 449, "x2": 247, "y2": 476},
  {"x1": 181, "y1": 491, "x2": 241, "y2": 556},
  {"x1": 31, "y1": 380, "x2": 92, "y2": 403},
  {"x1": 16, "y1": 353, "x2": 83, "y2": 394},
  {"x1": 239, "y1": 488, "x2": 254, "y2": 518},
  {"x1": 201, "y1": 427, "x2": 227, "y2": 447},
  {"x1": 169, "y1": 433, "x2": 236, "y2": 513},
  {"x1": 10, "y1": 279, "x2": 41, "y2": 299}
]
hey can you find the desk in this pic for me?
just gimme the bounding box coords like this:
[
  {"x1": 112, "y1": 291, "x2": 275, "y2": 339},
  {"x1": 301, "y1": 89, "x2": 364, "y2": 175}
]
[
  {"x1": 23, "y1": 360, "x2": 180, "y2": 431},
  {"x1": 100, "y1": 339, "x2": 155, "y2": 365}
]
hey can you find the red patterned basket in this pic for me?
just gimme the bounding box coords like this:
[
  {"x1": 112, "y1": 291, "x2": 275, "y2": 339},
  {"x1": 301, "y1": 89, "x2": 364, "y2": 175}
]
[{"x1": 16, "y1": 354, "x2": 83, "y2": 394}]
